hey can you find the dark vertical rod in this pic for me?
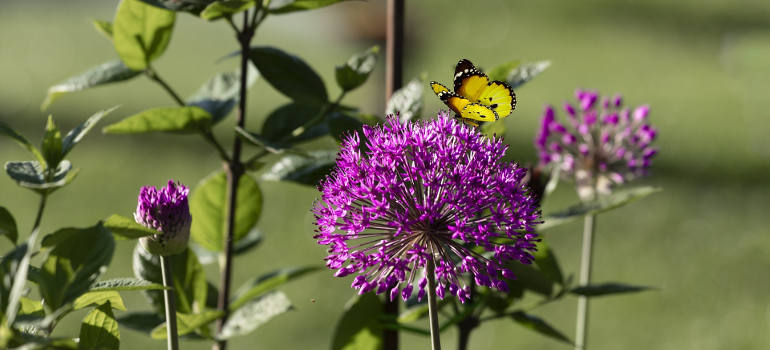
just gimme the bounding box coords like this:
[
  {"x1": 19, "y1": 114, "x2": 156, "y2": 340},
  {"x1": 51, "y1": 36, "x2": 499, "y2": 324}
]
[
  {"x1": 214, "y1": 10, "x2": 253, "y2": 350},
  {"x1": 384, "y1": 1, "x2": 404, "y2": 349}
]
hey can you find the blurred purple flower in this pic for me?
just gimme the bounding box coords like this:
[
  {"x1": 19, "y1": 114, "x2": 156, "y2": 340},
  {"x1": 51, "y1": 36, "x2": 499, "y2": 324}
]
[
  {"x1": 535, "y1": 89, "x2": 658, "y2": 200},
  {"x1": 134, "y1": 180, "x2": 191, "y2": 256},
  {"x1": 313, "y1": 114, "x2": 540, "y2": 303}
]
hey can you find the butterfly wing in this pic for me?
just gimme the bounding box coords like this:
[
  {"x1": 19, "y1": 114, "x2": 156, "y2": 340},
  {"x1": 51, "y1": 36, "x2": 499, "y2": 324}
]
[
  {"x1": 475, "y1": 81, "x2": 516, "y2": 118},
  {"x1": 431, "y1": 81, "x2": 471, "y2": 115},
  {"x1": 430, "y1": 81, "x2": 451, "y2": 95},
  {"x1": 460, "y1": 103, "x2": 499, "y2": 122}
]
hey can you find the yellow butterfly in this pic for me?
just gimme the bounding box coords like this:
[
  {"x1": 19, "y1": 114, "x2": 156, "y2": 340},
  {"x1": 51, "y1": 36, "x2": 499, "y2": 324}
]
[{"x1": 430, "y1": 59, "x2": 516, "y2": 125}]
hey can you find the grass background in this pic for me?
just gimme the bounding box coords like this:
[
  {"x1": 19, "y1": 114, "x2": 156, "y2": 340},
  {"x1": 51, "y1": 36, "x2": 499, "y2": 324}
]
[{"x1": 1, "y1": 0, "x2": 769, "y2": 349}]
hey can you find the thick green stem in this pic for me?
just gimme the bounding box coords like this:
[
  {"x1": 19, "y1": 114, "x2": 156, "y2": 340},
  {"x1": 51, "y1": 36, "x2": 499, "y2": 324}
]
[
  {"x1": 426, "y1": 259, "x2": 442, "y2": 350},
  {"x1": 575, "y1": 214, "x2": 596, "y2": 350},
  {"x1": 31, "y1": 194, "x2": 48, "y2": 233},
  {"x1": 145, "y1": 67, "x2": 185, "y2": 106},
  {"x1": 160, "y1": 256, "x2": 179, "y2": 350}
]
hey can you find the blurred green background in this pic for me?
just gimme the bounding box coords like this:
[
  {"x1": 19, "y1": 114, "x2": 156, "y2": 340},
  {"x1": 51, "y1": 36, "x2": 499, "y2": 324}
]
[{"x1": 1, "y1": 0, "x2": 769, "y2": 349}]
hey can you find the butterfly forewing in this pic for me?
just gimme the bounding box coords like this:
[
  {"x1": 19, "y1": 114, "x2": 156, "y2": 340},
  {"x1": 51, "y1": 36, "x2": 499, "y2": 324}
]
[
  {"x1": 476, "y1": 81, "x2": 516, "y2": 118},
  {"x1": 460, "y1": 103, "x2": 498, "y2": 122}
]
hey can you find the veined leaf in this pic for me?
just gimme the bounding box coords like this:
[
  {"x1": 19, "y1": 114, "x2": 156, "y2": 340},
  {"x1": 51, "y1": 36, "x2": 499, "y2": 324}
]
[
  {"x1": 74, "y1": 291, "x2": 127, "y2": 311},
  {"x1": 41, "y1": 60, "x2": 139, "y2": 110},
  {"x1": 113, "y1": 0, "x2": 176, "y2": 70},
  {"x1": 103, "y1": 106, "x2": 212, "y2": 134},
  {"x1": 90, "y1": 278, "x2": 167, "y2": 292},
  {"x1": 503, "y1": 61, "x2": 551, "y2": 90},
  {"x1": 79, "y1": 301, "x2": 120, "y2": 350},
  {"x1": 200, "y1": 0, "x2": 256, "y2": 20},
  {"x1": 5, "y1": 160, "x2": 78, "y2": 194},
  {"x1": 335, "y1": 46, "x2": 379, "y2": 91},
  {"x1": 261, "y1": 102, "x2": 330, "y2": 144},
  {"x1": 104, "y1": 214, "x2": 159, "y2": 239},
  {"x1": 62, "y1": 106, "x2": 119, "y2": 156},
  {"x1": 331, "y1": 293, "x2": 382, "y2": 350}
]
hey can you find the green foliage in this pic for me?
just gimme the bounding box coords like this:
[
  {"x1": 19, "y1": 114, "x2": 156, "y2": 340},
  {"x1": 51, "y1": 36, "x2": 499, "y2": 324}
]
[
  {"x1": 5, "y1": 161, "x2": 78, "y2": 194},
  {"x1": 104, "y1": 214, "x2": 160, "y2": 239},
  {"x1": 113, "y1": 0, "x2": 176, "y2": 70},
  {"x1": 37, "y1": 223, "x2": 115, "y2": 311},
  {"x1": 104, "y1": 106, "x2": 213, "y2": 134},
  {"x1": 73, "y1": 291, "x2": 127, "y2": 311},
  {"x1": 189, "y1": 171, "x2": 262, "y2": 251},
  {"x1": 201, "y1": 0, "x2": 256, "y2": 20},
  {"x1": 42, "y1": 116, "x2": 63, "y2": 168},
  {"x1": 386, "y1": 77, "x2": 424, "y2": 121},
  {"x1": 268, "y1": 0, "x2": 352, "y2": 14},
  {"x1": 92, "y1": 19, "x2": 114, "y2": 39},
  {"x1": 570, "y1": 283, "x2": 654, "y2": 297},
  {"x1": 0, "y1": 120, "x2": 46, "y2": 165},
  {"x1": 218, "y1": 291, "x2": 293, "y2": 339},
  {"x1": 332, "y1": 293, "x2": 383, "y2": 350},
  {"x1": 249, "y1": 46, "x2": 328, "y2": 105},
  {"x1": 261, "y1": 150, "x2": 337, "y2": 186},
  {"x1": 230, "y1": 266, "x2": 320, "y2": 310},
  {"x1": 489, "y1": 60, "x2": 551, "y2": 89},
  {"x1": 335, "y1": 46, "x2": 379, "y2": 92},
  {"x1": 540, "y1": 186, "x2": 661, "y2": 230},
  {"x1": 0, "y1": 206, "x2": 18, "y2": 245},
  {"x1": 132, "y1": 245, "x2": 207, "y2": 314},
  {"x1": 261, "y1": 103, "x2": 330, "y2": 143},
  {"x1": 510, "y1": 311, "x2": 572, "y2": 344},
  {"x1": 151, "y1": 310, "x2": 223, "y2": 339},
  {"x1": 41, "y1": 60, "x2": 140, "y2": 110},
  {"x1": 187, "y1": 63, "x2": 259, "y2": 123},
  {"x1": 90, "y1": 278, "x2": 167, "y2": 292},
  {"x1": 79, "y1": 301, "x2": 120, "y2": 350}
]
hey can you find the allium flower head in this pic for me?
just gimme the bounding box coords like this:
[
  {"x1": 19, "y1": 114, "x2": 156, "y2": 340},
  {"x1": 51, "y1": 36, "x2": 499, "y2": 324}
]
[
  {"x1": 313, "y1": 114, "x2": 540, "y2": 303},
  {"x1": 134, "y1": 180, "x2": 191, "y2": 256},
  {"x1": 535, "y1": 89, "x2": 658, "y2": 200}
]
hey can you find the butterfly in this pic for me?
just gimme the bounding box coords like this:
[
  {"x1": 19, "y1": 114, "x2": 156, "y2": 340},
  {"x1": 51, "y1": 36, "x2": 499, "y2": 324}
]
[{"x1": 430, "y1": 59, "x2": 516, "y2": 125}]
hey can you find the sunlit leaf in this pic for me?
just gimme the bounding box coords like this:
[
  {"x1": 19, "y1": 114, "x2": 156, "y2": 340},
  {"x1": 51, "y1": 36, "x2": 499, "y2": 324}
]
[
  {"x1": 269, "y1": 0, "x2": 353, "y2": 14},
  {"x1": 200, "y1": 0, "x2": 256, "y2": 20},
  {"x1": 41, "y1": 60, "x2": 138, "y2": 110},
  {"x1": 503, "y1": 61, "x2": 551, "y2": 90},
  {"x1": 335, "y1": 46, "x2": 379, "y2": 91},
  {"x1": 151, "y1": 310, "x2": 223, "y2": 339},
  {"x1": 79, "y1": 301, "x2": 120, "y2": 350},
  {"x1": 113, "y1": 0, "x2": 176, "y2": 70},
  {"x1": 0, "y1": 120, "x2": 45, "y2": 165},
  {"x1": 103, "y1": 106, "x2": 212, "y2": 134},
  {"x1": 4, "y1": 160, "x2": 78, "y2": 194},
  {"x1": 103, "y1": 214, "x2": 159, "y2": 239},
  {"x1": 386, "y1": 77, "x2": 423, "y2": 122},
  {"x1": 74, "y1": 291, "x2": 127, "y2": 311},
  {"x1": 331, "y1": 293, "x2": 383, "y2": 350},
  {"x1": 90, "y1": 278, "x2": 167, "y2": 292},
  {"x1": 218, "y1": 291, "x2": 292, "y2": 339},
  {"x1": 261, "y1": 150, "x2": 337, "y2": 186}
]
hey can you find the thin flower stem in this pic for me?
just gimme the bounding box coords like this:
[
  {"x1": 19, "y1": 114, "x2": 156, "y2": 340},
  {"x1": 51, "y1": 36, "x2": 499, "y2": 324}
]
[
  {"x1": 426, "y1": 259, "x2": 442, "y2": 350},
  {"x1": 145, "y1": 67, "x2": 185, "y2": 106},
  {"x1": 214, "y1": 10, "x2": 255, "y2": 350},
  {"x1": 160, "y1": 256, "x2": 180, "y2": 350},
  {"x1": 575, "y1": 214, "x2": 596, "y2": 350},
  {"x1": 31, "y1": 194, "x2": 47, "y2": 233}
]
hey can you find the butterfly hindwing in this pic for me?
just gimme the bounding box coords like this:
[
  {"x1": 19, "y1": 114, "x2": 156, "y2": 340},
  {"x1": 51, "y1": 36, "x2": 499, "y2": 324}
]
[
  {"x1": 475, "y1": 80, "x2": 516, "y2": 118},
  {"x1": 430, "y1": 81, "x2": 450, "y2": 95},
  {"x1": 460, "y1": 103, "x2": 498, "y2": 122}
]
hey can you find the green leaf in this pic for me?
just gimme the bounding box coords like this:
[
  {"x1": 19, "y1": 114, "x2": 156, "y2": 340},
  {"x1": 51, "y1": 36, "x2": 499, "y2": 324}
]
[
  {"x1": 335, "y1": 46, "x2": 379, "y2": 91},
  {"x1": 0, "y1": 206, "x2": 18, "y2": 245},
  {"x1": 488, "y1": 60, "x2": 521, "y2": 82},
  {"x1": 249, "y1": 46, "x2": 328, "y2": 105},
  {"x1": 41, "y1": 60, "x2": 139, "y2": 110},
  {"x1": 62, "y1": 106, "x2": 119, "y2": 157},
  {"x1": 41, "y1": 116, "x2": 63, "y2": 168},
  {"x1": 37, "y1": 223, "x2": 115, "y2": 310},
  {"x1": 190, "y1": 171, "x2": 262, "y2": 252},
  {"x1": 73, "y1": 291, "x2": 127, "y2": 311},
  {"x1": 510, "y1": 311, "x2": 571, "y2": 344},
  {"x1": 103, "y1": 106, "x2": 212, "y2": 134},
  {"x1": 0, "y1": 120, "x2": 45, "y2": 165},
  {"x1": 134, "y1": 0, "x2": 211, "y2": 14},
  {"x1": 92, "y1": 19, "x2": 114, "y2": 39},
  {"x1": 90, "y1": 278, "x2": 167, "y2": 292},
  {"x1": 103, "y1": 214, "x2": 159, "y2": 239},
  {"x1": 188, "y1": 63, "x2": 258, "y2": 123},
  {"x1": 533, "y1": 240, "x2": 564, "y2": 286},
  {"x1": 261, "y1": 102, "x2": 330, "y2": 143},
  {"x1": 397, "y1": 298, "x2": 450, "y2": 324},
  {"x1": 506, "y1": 262, "x2": 554, "y2": 297},
  {"x1": 235, "y1": 127, "x2": 293, "y2": 155},
  {"x1": 219, "y1": 291, "x2": 292, "y2": 339},
  {"x1": 113, "y1": 0, "x2": 176, "y2": 70},
  {"x1": 132, "y1": 245, "x2": 207, "y2": 314},
  {"x1": 18, "y1": 296, "x2": 44, "y2": 318},
  {"x1": 231, "y1": 266, "x2": 319, "y2": 310},
  {"x1": 201, "y1": 0, "x2": 256, "y2": 20},
  {"x1": 79, "y1": 301, "x2": 120, "y2": 350},
  {"x1": 540, "y1": 187, "x2": 661, "y2": 230},
  {"x1": 117, "y1": 311, "x2": 163, "y2": 334},
  {"x1": 570, "y1": 283, "x2": 654, "y2": 297},
  {"x1": 269, "y1": 0, "x2": 352, "y2": 14},
  {"x1": 386, "y1": 77, "x2": 423, "y2": 122},
  {"x1": 503, "y1": 61, "x2": 551, "y2": 90},
  {"x1": 151, "y1": 310, "x2": 223, "y2": 339},
  {"x1": 5, "y1": 160, "x2": 78, "y2": 194},
  {"x1": 480, "y1": 119, "x2": 506, "y2": 139},
  {"x1": 327, "y1": 111, "x2": 365, "y2": 143},
  {"x1": 1, "y1": 230, "x2": 37, "y2": 325},
  {"x1": 261, "y1": 150, "x2": 337, "y2": 186},
  {"x1": 233, "y1": 228, "x2": 263, "y2": 255},
  {"x1": 331, "y1": 293, "x2": 383, "y2": 350}
]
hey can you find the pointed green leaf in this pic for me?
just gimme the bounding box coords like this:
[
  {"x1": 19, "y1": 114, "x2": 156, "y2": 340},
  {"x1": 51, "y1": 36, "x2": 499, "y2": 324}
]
[
  {"x1": 103, "y1": 106, "x2": 212, "y2": 134},
  {"x1": 261, "y1": 150, "x2": 337, "y2": 186},
  {"x1": 5, "y1": 160, "x2": 77, "y2": 194},
  {"x1": 249, "y1": 46, "x2": 328, "y2": 105},
  {"x1": 488, "y1": 60, "x2": 521, "y2": 82},
  {"x1": 335, "y1": 46, "x2": 379, "y2": 91},
  {"x1": 92, "y1": 19, "x2": 114, "y2": 39},
  {"x1": 0, "y1": 120, "x2": 45, "y2": 165},
  {"x1": 62, "y1": 106, "x2": 119, "y2": 157},
  {"x1": 38, "y1": 223, "x2": 115, "y2": 310},
  {"x1": 511, "y1": 311, "x2": 571, "y2": 344},
  {"x1": 41, "y1": 116, "x2": 63, "y2": 168},
  {"x1": 113, "y1": 0, "x2": 176, "y2": 70},
  {"x1": 0, "y1": 206, "x2": 18, "y2": 245},
  {"x1": 151, "y1": 310, "x2": 223, "y2": 339},
  {"x1": 235, "y1": 127, "x2": 292, "y2": 154},
  {"x1": 503, "y1": 61, "x2": 551, "y2": 89},
  {"x1": 261, "y1": 102, "x2": 330, "y2": 143},
  {"x1": 386, "y1": 77, "x2": 423, "y2": 122},
  {"x1": 42, "y1": 60, "x2": 139, "y2": 110},
  {"x1": 134, "y1": 0, "x2": 211, "y2": 14},
  {"x1": 269, "y1": 0, "x2": 352, "y2": 14},
  {"x1": 533, "y1": 240, "x2": 564, "y2": 286},
  {"x1": 74, "y1": 291, "x2": 127, "y2": 311},
  {"x1": 540, "y1": 187, "x2": 661, "y2": 230},
  {"x1": 200, "y1": 0, "x2": 256, "y2": 20},
  {"x1": 570, "y1": 283, "x2": 654, "y2": 297},
  {"x1": 397, "y1": 298, "x2": 450, "y2": 324},
  {"x1": 188, "y1": 63, "x2": 258, "y2": 123},
  {"x1": 116, "y1": 311, "x2": 163, "y2": 334},
  {"x1": 190, "y1": 171, "x2": 262, "y2": 252},
  {"x1": 219, "y1": 291, "x2": 292, "y2": 339},
  {"x1": 133, "y1": 245, "x2": 207, "y2": 315},
  {"x1": 332, "y1": 293, "x2": 383, "y2": 350},
  {"x1": 79, "y1": 301, "x2": 120, "y2": 350},
  {"x1": 90, "y1": 278, "x2": 167, "y2": 292},
  {"x1": 231, "y1": 266, "x2": 319, "y2": 310},
  {"x1": 104, "y1": 214, "x2": 159, "y2": 239}
]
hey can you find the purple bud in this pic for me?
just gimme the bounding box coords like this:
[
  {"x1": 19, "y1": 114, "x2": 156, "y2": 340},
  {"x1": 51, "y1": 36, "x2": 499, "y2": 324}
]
[{"x1": 633, "y1": 105, "x2": 650, "y2": 121}]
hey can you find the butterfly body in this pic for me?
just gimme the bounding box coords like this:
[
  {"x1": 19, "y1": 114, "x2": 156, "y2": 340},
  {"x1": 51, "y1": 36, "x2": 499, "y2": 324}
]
[{"x1": 431, "y1": 59, "x2": 516, "y2": 125}]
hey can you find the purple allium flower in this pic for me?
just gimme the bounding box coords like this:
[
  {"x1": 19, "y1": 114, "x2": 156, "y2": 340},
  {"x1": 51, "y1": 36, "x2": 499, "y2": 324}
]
[
  {"x1": 134, "y1": 180, "x2": 191, "y2": 256},
  {"x1": 535, "y1": 89, "x2": 658, "y2": 200},
  {"x1": 313, "y1": 114, "x2": 541, "y2": 303}
]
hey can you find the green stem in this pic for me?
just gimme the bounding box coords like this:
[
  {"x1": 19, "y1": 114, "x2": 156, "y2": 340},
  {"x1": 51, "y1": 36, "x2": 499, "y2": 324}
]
[
  {"x1": 426, "y1": 259, "x2": 442, "y2": 350},
  {"x1": 145, "y1": 67, "x2": 185, "y2": 107},
  {"x1": 160, "y1": 256, "x2": 180, "y2": 350},
  {"x1": 575, "y1": 214, "x2": 596, "y2": 350},
  {"x1": 31, "y1": 194, "x2": 48, "y2": 233},
  {"x1": 286, "y1": 91, "x2": 346, "y2": 141}
]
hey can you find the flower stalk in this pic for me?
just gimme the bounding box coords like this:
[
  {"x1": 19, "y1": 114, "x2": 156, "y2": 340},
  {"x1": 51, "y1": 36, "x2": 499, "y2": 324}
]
[
  {"x1": 160, "y1": 256, "x2": 180, "y2": 350},
  {"x1": 425, "y1": 259, "x2": 442, "y2": 350},
  {"x1": 575, "y1": 213, "x2": 596, "y2": 350}
]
